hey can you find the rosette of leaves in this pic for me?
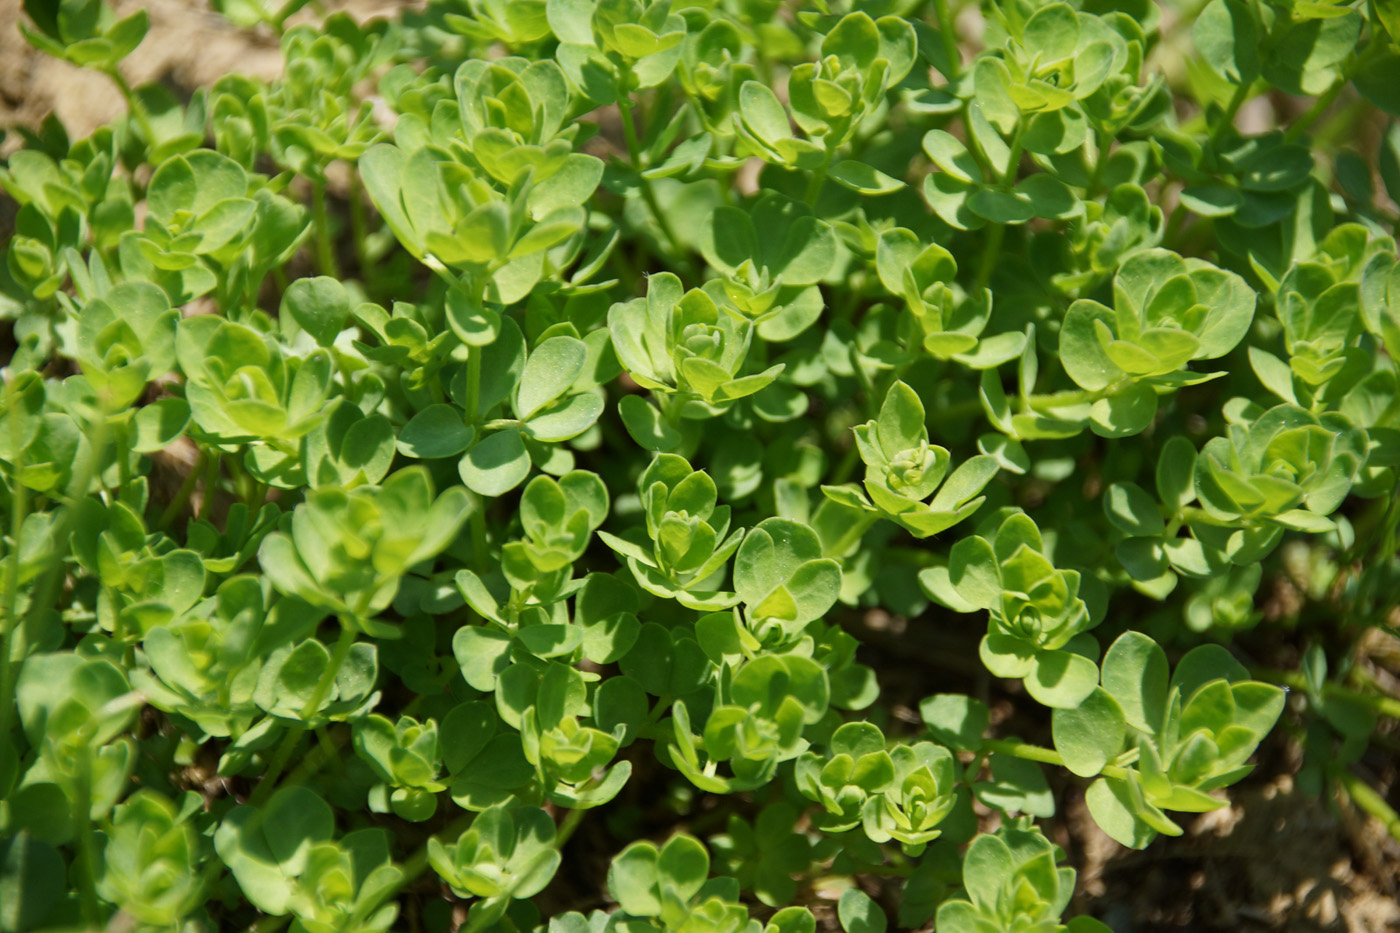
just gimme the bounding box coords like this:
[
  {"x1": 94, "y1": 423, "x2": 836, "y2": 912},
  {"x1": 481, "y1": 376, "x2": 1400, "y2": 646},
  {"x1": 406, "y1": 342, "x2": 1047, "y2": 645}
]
[
  {"x1": 443, "y1": 0, "x2": 552, "y2": 47},
  {"x1": 353, "y1": 713, "x2": 447, "y2": 822},
  {"x1": 732, "y1": 517, "x2": 842, "y2": 647},
  {"x1": 975, "y1": 4, "x2": 1126, "y2": 128},
  {"x1": 607, "y1": 833, "x2": 767, "y2": 933},
  {"x1": 821, "y1": 381, "x2": 1000, "y2": 538},
  {"x1": 2, "y1": 186, "x2": 82, "y2": 304},
  {"x1": 862, "y1": 740, "x2": 959, "y2": 853},
  {"x1": 737, "y1": 11, "x2": 916, "y2": 178},
  {"x1": 923, "y1": 512, "x2": 1103, "y2": 709},
  {"x1": 697, "y1": 192, "x2": 838, "y2": 336},
  {"x1": 453, "y1": 572, "x2": 643, "y2": 712},
  {"x1": 427, "y1": 804, "x2": 562, "y2": 927},
  {"x1": 796, "y1": 722, "x2": 891, "y2": 833},
  {"x1": 358, "y1": 140, "x2": 600, "y2": 304},
  {"x1": 457, "y1": 471, "x2": 609, "y2": 619},
  {"x1": 875, "y1": 227, "x2": 1026, "y2": 369},
  {"x1": 795, "y1": 721, "x2": 957, "y2": 853},
  {"x1": 488, "y1": 660, "x2": 631, "y2": 809},
  {"x1": 266, "y1": 19, "x2": 394, "y2": 176},
  {"x1": 214, "y1": 786, "x2": 404, "y2": 933},
  {"x1": 599, "y1": 454, "x2": 745, "y2": 610},
  {"x1": 15, "y1": 652, "x2": 141, "y2": 830},
  {"x1": 1251, "y1": 258, "x2": 1364, "y2": 397},
  {"x1": 128, "y1": 149, "x2": 262, "y2": 304},
  {"x1": 258, "y1": 466, "x2": 473, "y2": 634},
  {"x1": 665, "y1": 654, "x2": 828, "y2": 792},
  {"x1": 397, "y1": 317, "x2": 609, "y2": 497},
  {"x1": 67, "y1": 497, "x2": 207, "y2": 638},
  {"x1": 610, "y1": 272, "x2": 783, "y2": 448},
  {"x1": 934, "y1": 823, "x2": 1110, "y2": 933},
  {"x1": 524, "y1": 710, "x2": 631, "y2": 809},
  {"x1": 1051, "y1": 184, "x2": 1164, "y2": 289},
  {"x1": 1106, "y1": 404, "x2": 1370, "y2": 594},
  {"x1": 450, "y1": 58, "x2": 578, "y2": 184},
  {"x1": 70, "y1": 282, "x2": 179, "y2": 413},
  {"x1": 547, "y1": 0, "x2": 689, "y2": 102},
  {"x1": 676, "y1": 19, "x2": 758, "y2": 137},
  {"x1": 134, "y1": 575, "x2": 319, "y2": 737},
  {"x1": 1052, "y1": 633, "x2": 1285, "y2": 848},
  {"x1": 251, "y1": 634, "x2": 380, "y2": 729},
  {"x1": 95, "y1": 790, "x2": 207, "y2": 927},
  {"x1": 1059, "y1": 248, "x2": 1256, "y2": 437},
  {"x1": 0, "y1": 370, "x2": 93, "y2": 500},
  {"x1": 1194, "y1": 403, "x2": 1369, "y2": 539},
  {"x1": 19, "y1": 0, "x2": 149, "y2": 70},
  {"x1": 175, "y1": 316, "x2": 334, "y2": 478}
]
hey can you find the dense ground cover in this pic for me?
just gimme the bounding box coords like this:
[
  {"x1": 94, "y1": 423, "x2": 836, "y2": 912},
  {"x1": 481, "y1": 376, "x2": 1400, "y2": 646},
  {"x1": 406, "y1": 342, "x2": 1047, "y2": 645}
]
[{"x1": 2, "y1": 0, "x2": 1399, "y2": 930}]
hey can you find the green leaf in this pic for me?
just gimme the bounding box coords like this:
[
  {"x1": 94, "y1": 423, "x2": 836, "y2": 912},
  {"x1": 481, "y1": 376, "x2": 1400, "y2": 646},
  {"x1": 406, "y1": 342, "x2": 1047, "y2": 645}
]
[
  {"x1": 838, "y1": 888, "x2": 887, "y2": 933},
  {"x1": 517, "y1": 336, "x2": 588, "y2": 419},
  {"x1": 0, "y1": 832, "x2": 65, "y2": 933},
  {"x1": 281, "y1": 276, "x2": 350, "y2": 348},
  {"x1": 1103, "y1": 482, "x2": 1166, "y2": 537},
  {"x1": 1052, "y1": 687, "x2": 1127, "y2": 777},
  {"x1": 618, "y1": 394, "x2": 682, "y2": 451},
  {"x1": 132, "y1": 398, "x2": 190, "y2": 452},
  {"x1": 398, "y1": 404, "x2": 475, "y2": 459},
  {"x1": 460, "y1": 429, "x2": 531, "y2": 496},
  {"x1": 1102, "y1": 631, "x2": 1169, "y2": 734},
  {"x1": 1193, "y1": 0, "x2": 1260, "y2": 85},
  {"x1": 1024, "y1": 649, "x2": 1100, "y2": 709},
  {"x1": 920, "y1": 694, "x2": 989, "y2": 751},
  {"x1": 828, "y1": 161, "x2": 904, "y2": 195}
]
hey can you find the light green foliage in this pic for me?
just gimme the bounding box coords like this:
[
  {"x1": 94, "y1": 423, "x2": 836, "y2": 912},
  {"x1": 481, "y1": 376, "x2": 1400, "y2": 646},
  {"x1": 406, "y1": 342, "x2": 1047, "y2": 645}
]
[
  {"x1": 795, "y1": 721, "x2": 958, "y2": 853},
  {"x1": 935, "y1": 823, "x2": 1111, "y2": 933},
  {"x1": 926, "y1": 511, "x2": 1103, "y2": 709},
  {"x1": 1052, "y1": 633, "x2": 1284, "y2": 848},
  {"x1": 428, "y1": 804, "x2": 562, "y2": 929},
  {"x1": 823, "y1": 381, "x2": 1000, "y2": 537},
  {"x1": 95, "y1": 790, "x2": 206, "y2": 926},
  {"x1": 4, "y1": 0, "x2": 1399, "y2": 929}
]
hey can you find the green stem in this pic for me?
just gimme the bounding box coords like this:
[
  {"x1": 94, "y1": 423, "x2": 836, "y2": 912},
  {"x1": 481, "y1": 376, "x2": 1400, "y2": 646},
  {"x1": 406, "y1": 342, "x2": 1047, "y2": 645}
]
[
  {"x1": 1285, "y1": 38, "x2": 1385, "y2": 144},
  {"x1": 103, "y1": 65, "x2": 158, "y2": 151},
  {"x1": 1087, "y1": 126, "x2": 1110, "y2": 196},
  {"x1": 973, "y1": 123, "x2": 1025, "y2": 294},
  {"x1": 74, "y1": 751, "x2": 102, "y2": 926},
  {"x1": 1337, "y1": 767, "x2": 1400, "y2": 843},
  {"x1": 113, "y1": 415, "x2": 132, "y2": 495},
  {"x1": 311, "y1": 175, "x2": 338, "y2": 279},
  {"x1": 1284, "y1": 80, "x2": 1348, "y2": 145},
  {"x1": 1023, "y1": 384, "x2": 1114, "y2": 413},
  {"x1": 1208, "y1": 82, "x2": 1251, "y2": 148},
  {"x1": 982, "y1": 738, "x2": 1131, "y2": 782},
  {"x1": 157, "y1": 452, "x2": 205, "y2": 533},
  {"x1": 198, "y1": 449, "x2": 222, "y2": 522},
  {"x1": 931, "y1": 0, "x2": 961, "y2": 79},
  {"x1": 1252, "y1": 668, "x2": 1400, "y2": 720},
  {"x1": 618, "y1": 94, "x2": 685, "y2": 258},
  {"x1": 806, "y1": 148, "x2": 834, "y2": 204},
  {"x1": 0, "y1": 380, "x2": 25, "y2": 747},
  {"x1": 1163, "y1": 202, "x2": 1188, "y2": 248},
  {"x1": 556, "y1": 806, "x2": 587, "y2": 847},
  {"x1": 250, "y1": 624, "x2": 357, "y2": 806},
  {"x1": 348, "y1": 170, "x2": 371, "y2": 277}
]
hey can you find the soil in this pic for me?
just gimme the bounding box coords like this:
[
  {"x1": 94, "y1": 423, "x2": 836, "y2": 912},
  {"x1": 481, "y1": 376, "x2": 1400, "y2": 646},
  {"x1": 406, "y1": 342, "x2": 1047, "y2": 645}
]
[{"x1": 3, "y1": 3, "x2": 1400, "y2": 931}]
